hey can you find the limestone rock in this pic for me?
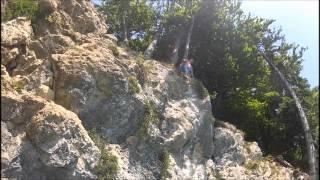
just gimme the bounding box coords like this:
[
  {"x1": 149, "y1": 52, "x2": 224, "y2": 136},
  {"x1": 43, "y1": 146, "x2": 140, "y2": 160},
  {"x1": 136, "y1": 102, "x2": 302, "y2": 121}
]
[
  {"x1": 1, "y1": 93, "x2": 100, "y2": 179},
  {"x1": 36, "y1": 85, "x2": 54, "y2": 100},
  {"x1": 1, "y1": 17, "x2": 33, "y2": 46},
  {"x1": 104, "y1": 34, "x2": 118, "y2": 42},
  {"x1": 206, "y1": 122, "x2": 298, "y2": 180},
  {"x1": 35, "y1": 0, "x2": 107, "y2": 36},
  {"x1": 213, "y1": 122, "x2": 262, "y2": 166},
  {"x1": 39, "y1": 0, "x2": 58, "y2": 13}
]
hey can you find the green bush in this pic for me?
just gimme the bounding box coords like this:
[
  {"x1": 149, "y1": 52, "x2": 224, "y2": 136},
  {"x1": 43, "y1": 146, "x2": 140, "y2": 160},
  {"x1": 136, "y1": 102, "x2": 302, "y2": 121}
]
[
  {"x1": 136, "y1": 56, "x2": 152, "y2": 86},
  {"x1": 192, "y1": 79, "x2": 209, "y2": 99},
  {"x1": 96, "y1": 150, "x2": 119, "y2": 180},
  {"x1": 45, "y1": 12, "x2": 63, "y2": 26},
  {"x1": 244, "y1": 160, "x2": 259, "y2": 171},
  {"x1": 2, "y1": 0, "x2": 39, "y2": 22},
  {"x1": 159, "y1": 149, "x2": 170, "y2": 180},
  {"x1": 128, "y1": 75, "x2": 140, "y2": 94},
  {"x1": 108, "y1": 44, "x2": 120, "y2": 57},
  {"x1": 137, "y1": 100, "x2": 158, "y2": 138},
  {"x1": 88, "y1": 130, "x2": 119, "y2": 180},
  {"x1": 12, "y1": 80, "x2": 24, "y2": 93}
]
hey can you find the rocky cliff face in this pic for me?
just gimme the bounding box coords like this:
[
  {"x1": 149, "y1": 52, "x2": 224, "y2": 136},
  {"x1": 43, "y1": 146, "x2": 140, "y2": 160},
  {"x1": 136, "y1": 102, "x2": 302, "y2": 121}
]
[{"x1": 1, "y1": 0, "x2": 306, "y2": 179}]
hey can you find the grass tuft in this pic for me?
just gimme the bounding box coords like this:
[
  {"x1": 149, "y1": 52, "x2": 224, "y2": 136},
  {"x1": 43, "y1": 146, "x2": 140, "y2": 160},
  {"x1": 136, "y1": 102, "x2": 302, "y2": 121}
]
[
  {"x1": 137, "y1": 100, "x2": 158, "y2": 138},
  {"x1": 135, "y1": 56, "x2": 153, "y2": 86},
  {"x1": 128, "y1": 75, "x2": 140, "y2": 94},
  {"x1": 88, "y1": 129, "x2": 119, "y2": 180},
  {"x1": 159, "y1": 149, "x2": 170, "y2": 180},
  {"x1": 108, "y1": 44, "x2": 120, "y2": 57},
  {"x1": 192, "y1": 79, "x2": 209, "y2": 99}
]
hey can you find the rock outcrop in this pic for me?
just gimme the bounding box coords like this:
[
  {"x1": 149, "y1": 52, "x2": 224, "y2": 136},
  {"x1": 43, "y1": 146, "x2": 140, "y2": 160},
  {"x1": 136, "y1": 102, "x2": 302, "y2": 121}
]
[
  {"x1": 206, "y1": 121, "x2": 302, "y2": 180},
  {"x1": 1, "y1": 81, "x2": 100, "y2": 179},
  {"x1": 1, "y1": 0, "x2": 305, "y2": 179}
]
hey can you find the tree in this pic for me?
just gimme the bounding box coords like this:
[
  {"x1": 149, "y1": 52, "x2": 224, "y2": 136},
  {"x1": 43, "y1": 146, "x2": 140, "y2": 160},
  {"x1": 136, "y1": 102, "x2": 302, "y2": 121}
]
[
  {"x1": 144, "y1": 0, "x2": 165, "y2": 58},
  {"x1": 99, "y1": 0, "x2": 156, "y2": 48},
  {"x1": 183, "y1": 15, "x2": 194, "y2": 59},
  {"x1": 1, "y1": 0, "x2": 7, "y2": 17},
  {"x1": 257, "y1": 46, "x2": 317, "y2": 180},
  {"x1": 170, "y1": 32, "x2": 183, "y2": 64}
]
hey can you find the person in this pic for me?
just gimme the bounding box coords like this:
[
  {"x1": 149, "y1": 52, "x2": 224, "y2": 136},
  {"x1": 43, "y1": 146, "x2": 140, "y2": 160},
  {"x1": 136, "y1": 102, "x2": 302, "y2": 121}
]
[
  {"x1": 186, "y1": 58, "x2": 194, "y2": 78},
  {"x1": 179, "y1": 59, "x2": 188, "y2": 75},
  {"x1": 179, "y1": 58, "x2": 194, "y2": 78}
]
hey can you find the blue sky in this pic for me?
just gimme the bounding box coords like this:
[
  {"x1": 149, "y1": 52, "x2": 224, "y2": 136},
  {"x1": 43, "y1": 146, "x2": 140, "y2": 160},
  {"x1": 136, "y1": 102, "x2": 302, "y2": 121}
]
[{"x1": 241, "y1": 0, "x2": 319, "y2": 88}]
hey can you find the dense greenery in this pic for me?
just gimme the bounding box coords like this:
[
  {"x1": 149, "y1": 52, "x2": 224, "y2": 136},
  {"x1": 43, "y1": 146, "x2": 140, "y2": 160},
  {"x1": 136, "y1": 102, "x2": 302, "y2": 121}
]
[
  {"x1": 1, "y1": 0, "x2": 39, "y2": 22},
  {"x1": 97, "y1": 0, "x2": 318, "y2": 173}
]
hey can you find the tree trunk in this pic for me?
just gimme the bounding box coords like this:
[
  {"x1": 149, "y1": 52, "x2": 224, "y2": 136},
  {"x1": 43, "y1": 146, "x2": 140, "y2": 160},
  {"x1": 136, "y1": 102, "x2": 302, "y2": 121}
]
[
  {"x1": 120, "y1": 0, "x2": 129, "y2": 45},
  {"x1": 143, "y1": 0, "x2": 164, "y2": 58},
  {"x1": 183, "y1": 16, "x2": 195, "y2": 59},
  {"x1": 122, "y1": 10, "x2": 128, "y2": 44},
  {"x1": 144, "y1": 27, "x2": 163, "y2": 58},
  {"x1": 259, "y1": 51, "x2": 317, "y2": 180},
  {"x1": 1, "y1": 0, "x2": 7, "y2": 17},
  {"x1": 170, "y1": 33, "x2": 183, "y2": 64}
]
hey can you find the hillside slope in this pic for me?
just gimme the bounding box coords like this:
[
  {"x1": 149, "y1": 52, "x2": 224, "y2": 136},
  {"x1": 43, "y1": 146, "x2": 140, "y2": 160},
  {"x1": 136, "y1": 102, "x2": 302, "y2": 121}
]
[{"x1": 1, "y1": 0, "x2": 307, "y2": 179}]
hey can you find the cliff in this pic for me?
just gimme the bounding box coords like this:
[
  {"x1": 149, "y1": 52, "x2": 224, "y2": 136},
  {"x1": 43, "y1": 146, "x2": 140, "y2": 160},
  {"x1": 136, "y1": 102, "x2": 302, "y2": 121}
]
[{"x1": 1, "y1": 0, "x2": 306, "y2": 179}]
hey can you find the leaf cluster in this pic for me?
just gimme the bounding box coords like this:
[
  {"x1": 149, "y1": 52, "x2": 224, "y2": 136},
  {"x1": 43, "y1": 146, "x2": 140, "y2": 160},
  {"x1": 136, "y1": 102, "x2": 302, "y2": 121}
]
[{"x1": 1, "y1": 0, "x2": 39, "y2": 22}]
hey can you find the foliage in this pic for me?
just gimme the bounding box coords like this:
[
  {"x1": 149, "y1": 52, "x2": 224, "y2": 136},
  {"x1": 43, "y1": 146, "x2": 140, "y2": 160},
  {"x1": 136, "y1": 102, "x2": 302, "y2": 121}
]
[
  {"x1": 192, "y1": 79, "x2": 209, "y2": 99},
  {"x1": 135, "y1": 56, "x2": 153, "y2": 86},
  {"x1": 305, "y1": 87, "x2": 319, "y2": 147},
  {"x1": 96, "y1": 150, "x2": 119, "y2": 180},
  {"x1": 137, "y1": 100, "x2": 159, "y2": 139},
  {"x1": 159, "y1": 149, "x2": 170, "y2": 180},
  {"x1": 99, "y1": 0, "x2": 156, "y2": 50},
  {"x1": 245, "y1": 158, "x2": 280, "y2": 176},
  {"x1": 88, "y1": 129, "x2": 107, "y2": 149},
  {"x1": 245, "y1": 160, "x2": 259, "y2": 171},
  {"x1": 45, "y1": 12, "x2": 62, "y2": 26},
  {"x1": 88, "y1": 130, "x2": 119, "y2": 180},
  {"x1": 12, "y1": 80, "x2": 24, "y2": 93},
  {"x1": 1, "y1": 0, "x2": 39, "y2": 22},
  {"x1": 128, "y1": 75, "x2": 140, "y2": 94},
  {"x1": 108, "y1": 44, "x2": 120, "y2": 56},
  {"x1": 185, "y1": 0, "x2": 316, "y2": 171}
]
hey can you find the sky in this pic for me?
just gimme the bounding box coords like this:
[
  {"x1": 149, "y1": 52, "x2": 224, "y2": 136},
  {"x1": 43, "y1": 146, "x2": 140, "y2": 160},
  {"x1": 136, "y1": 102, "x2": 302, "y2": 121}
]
[{"x1": 241, "y1": 0, "x2": 319, "y2": 88}]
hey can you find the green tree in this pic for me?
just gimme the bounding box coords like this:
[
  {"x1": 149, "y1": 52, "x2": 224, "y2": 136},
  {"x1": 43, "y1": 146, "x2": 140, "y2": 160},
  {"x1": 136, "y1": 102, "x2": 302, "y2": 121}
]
[{"x1": 99, "y1": 0, "x2": 156, "y2": 49}]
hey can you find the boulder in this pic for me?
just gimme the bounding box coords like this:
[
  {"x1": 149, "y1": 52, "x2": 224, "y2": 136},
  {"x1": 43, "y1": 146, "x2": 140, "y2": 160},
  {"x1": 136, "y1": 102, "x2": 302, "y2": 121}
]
[
  {"x1": 35, "y1": 0, "x2": 107, "y2": 36},
  {"x1": 213, "y1": 123, "x2": 262, "y2": 166},
  {"x1": 1, "y1": 93, "x2": 100, "y2": 179},
  {"x1": 1, "y1": 17, "x2": 33, "y2": 46}
]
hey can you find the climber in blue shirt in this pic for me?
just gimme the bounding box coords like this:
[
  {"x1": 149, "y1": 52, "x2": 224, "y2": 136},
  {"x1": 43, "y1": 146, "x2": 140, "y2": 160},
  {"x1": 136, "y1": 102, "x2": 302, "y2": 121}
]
[{"x1": 179, "y1": 58, "x2": 194, "y2": 78}]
